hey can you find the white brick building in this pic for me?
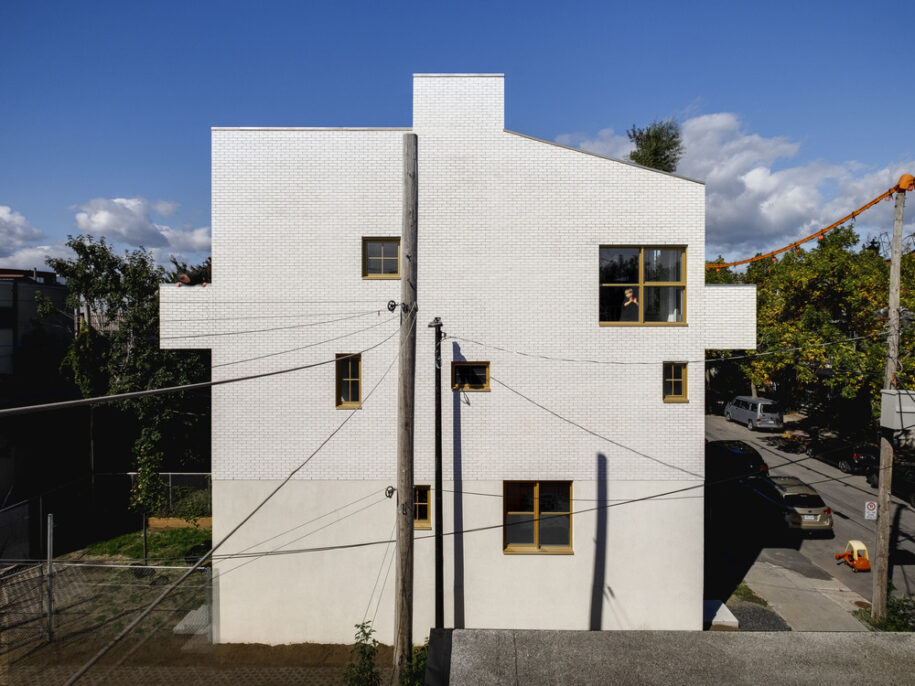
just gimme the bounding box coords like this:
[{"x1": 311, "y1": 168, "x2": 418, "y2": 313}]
[{"x1": 160, "y1": 74, "x2": 755, "y2": 644}]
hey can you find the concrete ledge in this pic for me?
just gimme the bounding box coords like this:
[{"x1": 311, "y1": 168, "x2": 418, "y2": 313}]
[
  {"x1": 703, "y1": 599, "x2": 739, "y2": 629},
  {"x1": 447, "y1": 630, "x2": 915, "y2": 685}
]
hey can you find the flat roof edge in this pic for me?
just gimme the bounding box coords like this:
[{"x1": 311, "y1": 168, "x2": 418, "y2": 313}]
[{"x1": 212, "y1": 127, "x2": 412, "y2": 132}]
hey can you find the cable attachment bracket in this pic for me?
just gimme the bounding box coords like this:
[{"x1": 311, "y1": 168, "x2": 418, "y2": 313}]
[
  {"x1": 385, "y1": 486, "x2": 395, "y2": 499},
  {"x1": 387, "y1": 300, "x2": 397, "y2": 313}
]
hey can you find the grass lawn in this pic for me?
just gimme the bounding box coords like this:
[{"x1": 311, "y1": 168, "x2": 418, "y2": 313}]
[{"x1": 77, "y1": 526, "x2": 212, "y2": 563}]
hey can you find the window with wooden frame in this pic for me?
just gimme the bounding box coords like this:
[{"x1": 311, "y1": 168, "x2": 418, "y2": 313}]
[
  {"x1": 414, "y1": 485, "x2": 431, "y2": 530},
  {"x1": 451, "y1": 361, "x2": 490, "y2": 391},
  {"x1": 663, "y1": 362, "x2": 688, "y2": 403},
  {"x1": 503, "y1": 481, "x2": 572, "y2": 554},
  {"x1": 335, "y1": 353, "x2": 361, "y2": 408},
  {"x1": 362, "y1": 238, "x2": 400, "y2": 279},
  {"x1": 599, "y1": 246, "x2": 686, "y2": 325}
]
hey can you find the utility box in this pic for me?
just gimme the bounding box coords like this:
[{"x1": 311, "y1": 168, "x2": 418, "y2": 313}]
[{"x1": 880, "y1": 390, "x2": 915, "y2": 430}]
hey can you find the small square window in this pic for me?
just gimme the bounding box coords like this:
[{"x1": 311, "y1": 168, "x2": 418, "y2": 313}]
[
  {"x1": 414, "y1": 485, "x2": 431, "y2": 530},
  {"x1": 503, "y1": 481, "x2": 572, "y2": 554},
  {"x1": 362, "y1": 238, "x2": 400, "y2": 279},
  {"x1": 451, "y1": 362, "x2": 490, "y2": 391},
  {"x1": 336, "y1": 354, "x2": 361, "y2": 408},
  {"x1": 663, "y1": 362, "x2": 687, "y2": 403}
]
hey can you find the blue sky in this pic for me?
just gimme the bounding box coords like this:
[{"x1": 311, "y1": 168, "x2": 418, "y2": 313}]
[{"x1": 2, "y1": 0, "x2": 913, "y2": 269}]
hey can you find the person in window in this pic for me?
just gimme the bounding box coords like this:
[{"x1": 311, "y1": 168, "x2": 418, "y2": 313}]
[
  {"x1": 620, "y1": 288, "x2": 638, "y2": 322},
  {"x1": 177, "y1": 259, "x2": 211, "y2": 287}
]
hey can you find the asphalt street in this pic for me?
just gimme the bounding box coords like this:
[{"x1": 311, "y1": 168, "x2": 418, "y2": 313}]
[{"x1": 706, "y1": 414, "x2": 915, "y2": 600}]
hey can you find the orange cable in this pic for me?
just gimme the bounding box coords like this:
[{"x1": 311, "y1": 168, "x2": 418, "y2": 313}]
[{"x1": 706, "y1": 175, "x2": 912, "y2": 269}]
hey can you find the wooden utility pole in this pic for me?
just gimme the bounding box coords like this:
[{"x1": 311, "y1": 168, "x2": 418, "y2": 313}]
[
  {"x1": 394, "y1": 133, "x2": 418, "y2": 681},
  {"x1": 873, "y1": 183, "x2": 908, "y2": 620}
]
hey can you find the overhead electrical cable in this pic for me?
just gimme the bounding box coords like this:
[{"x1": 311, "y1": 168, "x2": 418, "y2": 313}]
[
  {"x1": 160, "y1": 310, "x2": 395, "y2": 340},
  {"x1": 0, "y1": 324, "x2": 401, "y2": 418},
  {"x1": 63, "y1": 308, "x2": 414, "y2": 686},
  {"x1": 706, "y1": 174, "x2": 914, "y2": 269}
]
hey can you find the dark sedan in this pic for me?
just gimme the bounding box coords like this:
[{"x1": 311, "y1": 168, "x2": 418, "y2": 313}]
[{"x1": 806, "y1": 437, "x2": 878, "y2": 474}]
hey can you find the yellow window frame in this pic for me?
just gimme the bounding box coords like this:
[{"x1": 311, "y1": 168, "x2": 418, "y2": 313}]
[
  {"x1": 503, "y1": 481, "x2": 573, "y2": 555},
  {"x1": 335, "y1": 353, "x2": 362, "y2": 409},
  {"x1": 663, "y1": 362, "x2": 688, "y2": 403},
  {"x1": 362, "y1": 237, "x2": 401, "y2": 279},
  {"x1": 599, "y1": 246, "x2": 687, "y2": 326},
  {"x1": 451, "y1": 361, "x2": 490, "y2": 392},
  {"x1": 414, "y1": 485, "x2": 431, "y2": 530}
]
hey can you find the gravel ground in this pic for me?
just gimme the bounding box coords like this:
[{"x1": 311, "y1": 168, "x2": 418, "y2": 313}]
[{"x1": 727, "y1": 599, "x2": 792, "y2": 631}]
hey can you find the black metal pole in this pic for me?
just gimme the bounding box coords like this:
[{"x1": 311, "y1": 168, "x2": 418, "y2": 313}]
[{"x1": 429, "y1": 316, "x2": 444, "y2": 628}]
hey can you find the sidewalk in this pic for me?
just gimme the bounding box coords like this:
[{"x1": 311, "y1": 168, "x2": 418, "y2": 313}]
[{"x1": 743, "y1": 559, "x2": 869, "y2": 631}]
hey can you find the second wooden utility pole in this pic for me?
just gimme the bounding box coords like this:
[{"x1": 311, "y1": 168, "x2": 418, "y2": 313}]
[
  {"x1": 394, "y1": 133, "x2": 418, "y2": 681},
  {"x1": 873, "y1": 177, "x2": 910, "y2": 620}
]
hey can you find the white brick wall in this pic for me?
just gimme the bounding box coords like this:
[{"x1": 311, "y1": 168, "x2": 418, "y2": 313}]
[
  {"x1": 703, "y1": 284, "x2": 757, "y2": 350},
  {"x1": 159, "y1": 74, "x2": 756, "y2": 640}
]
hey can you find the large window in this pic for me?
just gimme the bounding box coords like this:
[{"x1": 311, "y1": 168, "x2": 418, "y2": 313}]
[
  {"x1": 503, "y1": 481, "x2": 572, "y2": 554},
  {"x1": 663, "y1": 362, "x2": 688, "y2": 403},
  {"x1": 599, "y1": 247, "x2": 685, "y2": 325},
  {"x1": 451, "y1": 362, "x2": 490, "y2": 391},
  {"x1": 335, "y1": 354, "x2": 361, "y2": 408},
  {"x1": 362, "y1": 238, "x2": 400, "y2": 279},
  {"x1": 414, "y1": 485, "x2": 431, "y2": 530}
]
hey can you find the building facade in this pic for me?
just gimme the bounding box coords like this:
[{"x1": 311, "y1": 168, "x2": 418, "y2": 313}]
[{"x1": 160, "y1": 74, "x2": 756, "y2": 644}]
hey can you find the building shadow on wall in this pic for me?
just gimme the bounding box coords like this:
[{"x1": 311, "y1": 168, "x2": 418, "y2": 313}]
[
  {"x1": 452, "y1": 342, "x2": 466, "y2": 628},
  {"x1": 589, "y1": 452, "x2": 607, "y2": 630}
]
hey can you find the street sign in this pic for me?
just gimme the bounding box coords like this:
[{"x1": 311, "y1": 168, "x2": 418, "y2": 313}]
[{"x1": 865, "y1": 500, "x2": 878, "y2": 520}]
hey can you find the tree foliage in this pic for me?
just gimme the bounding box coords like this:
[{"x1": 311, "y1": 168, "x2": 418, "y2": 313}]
[
  {"x1": 46, "y1": 235, "x2": 210, "y2": 510},
  {"x1": 706, "y1": 226, "x2": 915, "y2": 429},
  {"x1": 627, "y1": 119, "x2": 684, "y2": 173}
]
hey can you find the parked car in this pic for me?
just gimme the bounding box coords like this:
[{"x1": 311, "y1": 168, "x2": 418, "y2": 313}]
[
  {"x1": 806, "y1": 437, "x2": 878, "y2": 474},
  {"x1": 706, "y1": 440, "x2": 770, "y2": 483},
  {"x1": 750, "y1": 475, "x2": 834, "y2": 535},
  {"x1": 865, "y1": 459, "x2": 915, "y2": 507},
  {"x1": 723, "y1": 395, "x2": 783, "y2": 431}
]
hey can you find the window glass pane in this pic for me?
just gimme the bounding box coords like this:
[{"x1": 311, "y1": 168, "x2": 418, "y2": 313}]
[
  {"x1": 506, "y1": 514, "x2": 535, "y2": 545},
  {"x1": 643, "y1": 287, "x2": 683, "y2": 322},
  {"x1": 643, "y1": 249, "x2": 682, "y2": 282},
  {"x1": 382, "y1": 258, "x2": 398, "y2": 274},
  {"x1": 539, "y1": 483, "x2": 569, "y2": 511},
  {"x1": 599, "y1": 248, "x2": 639, "y2": 283},
  {"x1": 366, "y1": 241, "x2": 382, "y2": 258},
  {"x1": 456, "y1": 364, "x2": 487, "y2": 389},
  {"x1": 600, "y1": 286, "x2": 639, "y2": 322},
  {"x1": 663, "y1": 380, "x2": 675, "y2": 397},
  {"x1": 671, "y1": 381, "x2": 683, "y2": 397},
  {"x1": 506, "y1": 482, "x2": 534, "y2": 511},
  {"x1": 415, "y1": 503, "x2": 428, "y2": 520},
  {"x1": 539, "y1": 514, "x2": 570, "y2": 546}
]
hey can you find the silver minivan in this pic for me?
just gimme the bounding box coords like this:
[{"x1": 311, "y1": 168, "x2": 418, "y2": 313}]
[{"x1": 724, "y1": 395, "x2": 783, "y2": 431}]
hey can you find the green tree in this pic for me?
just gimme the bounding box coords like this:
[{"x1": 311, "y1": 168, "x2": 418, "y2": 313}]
[
  {"x1": 627, "y1": 119, "x2": 684, "y2": 172},
  {"x1": 46, "y1": 235, "x2": 210, "y2": 511},
  {"x1": 740, "y1": 227, "x2": 914, "y2": 428}
]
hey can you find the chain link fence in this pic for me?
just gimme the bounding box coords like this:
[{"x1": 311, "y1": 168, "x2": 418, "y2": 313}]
[{"x1": 1, "y1": 560, "x2": 211, "y2": 682}]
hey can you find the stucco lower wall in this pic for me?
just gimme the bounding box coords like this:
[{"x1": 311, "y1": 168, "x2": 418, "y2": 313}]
[{"x1": 211, "y1": 478, "x2": 703, "y2": 645}]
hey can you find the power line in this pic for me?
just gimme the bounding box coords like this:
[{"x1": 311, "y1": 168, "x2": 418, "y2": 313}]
[
  {"x1": 160, "y1": 308, "x2": 383, "y2": 323},
  {"x1": 63, "y1": 308, "x2": 414, "y2": 685},
  {"x1": 447, "y1": 331, "x2": 888, "y2": 367},
  {"x1": 213, "y1": 315, "x2": 398, "y2": 369},
  {"x1": 160, "y1": 311, "x2": 395, "y2": 340},
  {"x1": 0, "y1": 326, "x2": 400, "y2": 418}
]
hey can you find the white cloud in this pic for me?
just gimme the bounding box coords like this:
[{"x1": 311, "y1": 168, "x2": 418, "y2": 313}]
[
  {"x1": 558, "y1": 113, "x2": 915, "y2": 260},
  {"x1": 555, "y1": 128, "x2": 633, "y2": 160},
  {"x1": 73, "y1": 196, "x2": 210, "y2": 254},
  {"x1": 2, "y1": 243, "x2": 73, "y2": 270},
  {"x1": 0, "y1": 206, "x2": 44, "y2": 257}
]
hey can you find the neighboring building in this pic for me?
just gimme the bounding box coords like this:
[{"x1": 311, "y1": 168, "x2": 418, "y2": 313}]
[
  {"x1": 160, "y1": 74, "x2": 756, "y2": 645},
  {"x1": 0, "y1": 268, "x2": 70, "y2": 377}
]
